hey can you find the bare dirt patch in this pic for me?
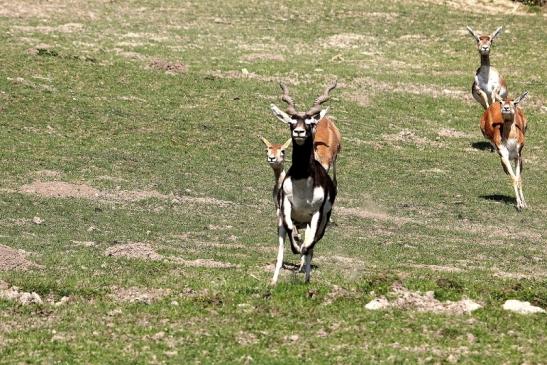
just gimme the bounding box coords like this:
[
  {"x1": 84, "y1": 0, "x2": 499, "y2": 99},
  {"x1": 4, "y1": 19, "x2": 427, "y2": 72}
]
[
  {"x1": 105, "y1": 243, "x2": 163, "y2": 261},
  {"x1": 148, "y1": 59, "x2": 187, "y2": 74},
  {"x1": 109, "y1": 286, "x2": 172, "y2": 304},
  {"x1": 0, "y1": 244, "x2": 39, "y2": 271},
  {"x1": 321, "y1": 33, "x2": 379, "y2": 49},
  {"x1": 365, "y1": 283, "x2": 482, "y2": 314},
  {"x1": 240, "y1": 53, "x2": 285, "y2": 62},
  {"x1": 19, "y1": 180, "x2": 234, "y2": 207},
  {"x1": 323, "y1": 285, "x2": 356, "y2": 305},
  {"x1": 105, "y1": 242, "x2": 239, "y2": 269},
  {"x1": 420, "y1": 0, "x2": 533, "y2": 16},
  {"x1": 11, "y1": 23, "x2": 84, "y2": 34},
  {"x1": 337, "y1": 206, "x2": 412, "y2": 226},
  {"x1": 437, "y1": 128, "x2": 472, "y2": 139},
  {"x1": 409, "y1": 264, "x2": 464, "y2": 273},
  {"x1": 20, "y1": 181, "x2": 101, "y2": 199},
  {"x1": 382, "y1": 129, "x2": 444, "y2": 149},
  {"x1": 348, "y1": 77, "x2": 472, "y2": 102},
  {"x1": 0, "y1": 281, "x2": 70, "y2": 306}
]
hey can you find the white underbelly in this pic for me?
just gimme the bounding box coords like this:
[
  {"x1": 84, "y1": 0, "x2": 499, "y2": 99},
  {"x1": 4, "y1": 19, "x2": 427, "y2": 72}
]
[
  {"x1": 500, "y1": 139, "x2": 520, "y2": 160},
  {"x1": 283, "y1": 178, "x2": 325, "y2": 224}
]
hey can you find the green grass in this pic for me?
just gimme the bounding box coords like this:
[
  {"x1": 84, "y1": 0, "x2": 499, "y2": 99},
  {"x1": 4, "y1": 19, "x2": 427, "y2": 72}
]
[{"x1": 0, "y1": 0, "x2": 546, "y2": 363}]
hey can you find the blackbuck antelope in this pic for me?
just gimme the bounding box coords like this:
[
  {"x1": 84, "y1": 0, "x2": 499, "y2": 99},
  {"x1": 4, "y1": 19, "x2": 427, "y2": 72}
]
[
  {"x1": 259, "y1": 136, "x2": 292, "y2": 212},
  {"x1": 278, "y1": 83, "x2": 341, "y2": 187},
  {"x1": 480, "y1": 91, "x2": 529, "y2": 210},
  {"x1": 467, "y1": 26, "x2": 508, "y2": 109},
  {"x1": 269, "y1": 81, "x2": 338, "y2": 284}
]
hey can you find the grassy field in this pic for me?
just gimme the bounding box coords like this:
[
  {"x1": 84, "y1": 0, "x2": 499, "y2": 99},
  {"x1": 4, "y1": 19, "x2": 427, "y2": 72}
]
[{"x1": 0, "y1": 0, "x2": 546, "y2": 363}]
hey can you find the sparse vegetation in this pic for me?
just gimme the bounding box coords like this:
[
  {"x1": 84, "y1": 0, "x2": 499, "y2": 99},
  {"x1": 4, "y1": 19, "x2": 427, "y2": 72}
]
[{"x1": 0, "y1": 0, "x2": 545, "y2": 363}]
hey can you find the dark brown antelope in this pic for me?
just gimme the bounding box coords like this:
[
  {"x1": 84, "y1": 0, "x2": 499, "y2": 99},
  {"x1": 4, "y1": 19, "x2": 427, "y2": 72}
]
[
  {"x1": 467, "y1": 26, "x2": 508, "y2": 109},
  {"x1": 480, "y1": 91, "x2": 529, "y2": 210},
  {"x1": 269, "y1": 81, "x2": 338, "y2": 284}
]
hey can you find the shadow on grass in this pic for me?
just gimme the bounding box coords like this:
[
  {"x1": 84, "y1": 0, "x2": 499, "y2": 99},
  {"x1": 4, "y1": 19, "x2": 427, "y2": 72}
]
[
  {"x1": 471, "y1": 141, "x2": 494, "y2": 152},
  {"x1": 480, "y1": 194, "x2": 515, "y2": 205},
  {"x1": 282, "y1": 262, "x2": 318, "y2": 271}
]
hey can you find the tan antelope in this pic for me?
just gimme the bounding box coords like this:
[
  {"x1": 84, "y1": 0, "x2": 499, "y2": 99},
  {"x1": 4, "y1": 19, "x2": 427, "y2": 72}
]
[
  {"x1": 269, "y1": 81, "x2": 338, "y2": 284},
  {"x1": 480, "y1": 91, "x2": 529, "y2": 210},
  {"x1": 467, "y1": 26, "x2": 508, "y2": 109},
  {"x1": 259, "y1": 136, "x2": 292, "y2": 212}
]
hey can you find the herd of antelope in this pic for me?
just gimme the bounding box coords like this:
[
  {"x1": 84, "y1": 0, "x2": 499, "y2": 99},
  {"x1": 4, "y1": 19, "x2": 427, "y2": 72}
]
[{"x1": 260, "y1": 26, "x2": 532, "y2": 284}]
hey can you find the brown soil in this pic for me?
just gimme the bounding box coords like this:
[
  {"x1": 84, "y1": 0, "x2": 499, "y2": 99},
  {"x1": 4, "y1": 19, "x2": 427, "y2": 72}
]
[
  {"x1": 19, "y1": 180, "x2": 234, "y2": 207},
  {"x1": 105, "y1": 243, "x2": 163, "y2": 261},
  {"x1": 20, "y1": 181, "x2": 101, "y2": 199},
  {"x1": 105, "y1": 242, "x2": 239, "y2": 268},
  {"x1": 0, "y1": 244, "x2": 39, "y2": 271},
  {"x1": 148, "y1": 59, "x2": 187, "y2": 74}
]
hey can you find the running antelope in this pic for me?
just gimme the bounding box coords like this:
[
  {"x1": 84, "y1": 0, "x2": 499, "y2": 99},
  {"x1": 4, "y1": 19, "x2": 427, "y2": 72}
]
[
  {"x1": 269, "y1": 81, "x2": 338, "y2": 284},
  {"x1": 278, "y1": 82, "x2": 341, "y2": 187},
  {"x1": 259, "y1": 136, "x2": 292, "y2": 212},
  {"x1": 480, "y1": 91, "x2": 529, "y2": 210},
  {"x1": 467, "y1": 26, "x2": 508, "y2": 109}
]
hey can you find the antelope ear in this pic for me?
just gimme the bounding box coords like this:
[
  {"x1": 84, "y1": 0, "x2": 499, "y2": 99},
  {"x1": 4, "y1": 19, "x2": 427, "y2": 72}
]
[
  {"x1": 307, "y1": 107, "x2": 329, "y2": 125},
  {"x1": 281, "y1": 138, "x2": 292, "y2": 150},
  {"x1": 270, "y1": 104, "x2": 294, "y2": 124},
  {"x1": 490, "y1": 26, "x2": 503, "y2": 41},
  {"x1": 514, "y1": 91, "x2": 528, "y2": 106},
  {"x1": 466, "y1": 26, "x2": 479, "y2": 41},
  {"x1": 318, "y1": 107, "x2": 329, "y2": 120},
  {"x1": 259, "y1": 135, "x2": 272, "y2": 147}
]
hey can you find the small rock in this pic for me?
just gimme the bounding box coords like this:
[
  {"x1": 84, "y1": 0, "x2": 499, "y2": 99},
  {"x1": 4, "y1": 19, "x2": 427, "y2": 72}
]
[
  {"x1": 170, "y1": 300, "x2": 179, "y2": 306},
  {"x1": 19, "y1": 292, "x2": 42, "y2": 305},
  {"x1": 287, "y1": 334, "x2": 299, "y2": 342},
  {"x1": 32, "y1": 216, "x2": 44, "y2": 225},
  {"x1": 152, "y1": 331, "x2": 165, "y2": 341},
  {"x1": 503, "y1": 300, "x2": 545, "y2": 314},
  {"x1": 365, "y1": 297, "x2": 390, "y2": 310},
  {"x1": 54, "y1": 296, "x2": 70, "y2": 306}
]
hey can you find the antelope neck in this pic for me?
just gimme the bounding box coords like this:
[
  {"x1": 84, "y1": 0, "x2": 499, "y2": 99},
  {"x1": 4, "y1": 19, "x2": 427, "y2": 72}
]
[
  {"x1": 290, "y1": 136, "x2": 315, "y2": 179},
  {"x1": 480, "y1": 54, "x2": 490, "y2": 67}
]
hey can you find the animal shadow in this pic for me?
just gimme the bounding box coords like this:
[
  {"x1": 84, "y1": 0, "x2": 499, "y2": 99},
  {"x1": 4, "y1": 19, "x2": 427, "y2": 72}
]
[
  {"x1": 471, "y1": 141, "x2": 494, "y2": 152},
  {"x1": 480, "y1": 194, "x2": 515, "y2": 205},
  {"x1": 282, "y1": 261, "x2": 318, "y2": 271}
]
